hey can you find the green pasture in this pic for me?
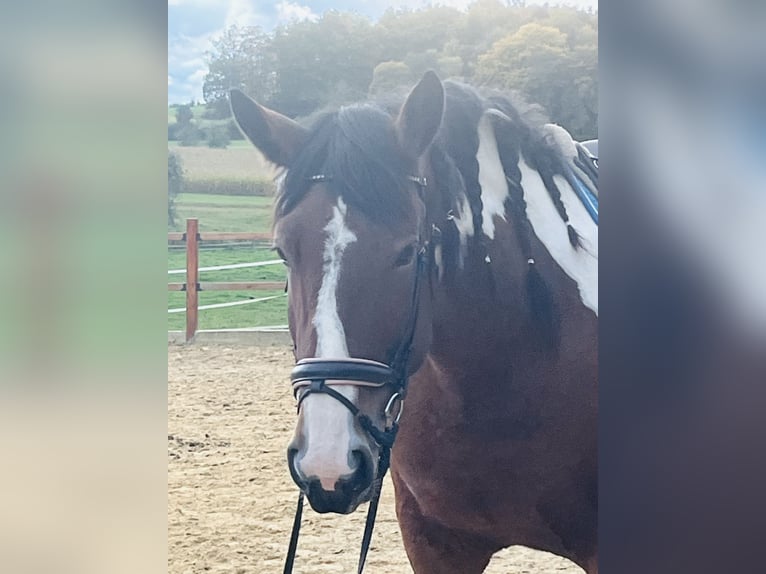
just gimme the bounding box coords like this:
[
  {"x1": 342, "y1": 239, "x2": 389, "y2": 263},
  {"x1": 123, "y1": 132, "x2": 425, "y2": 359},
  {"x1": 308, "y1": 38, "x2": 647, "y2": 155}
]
[
  {"x1": 172, "y1": 193, "x2": 274, "y2": 233},
  {"x1": 168, "y1": 192, "x2": 287, "y2": 331}
]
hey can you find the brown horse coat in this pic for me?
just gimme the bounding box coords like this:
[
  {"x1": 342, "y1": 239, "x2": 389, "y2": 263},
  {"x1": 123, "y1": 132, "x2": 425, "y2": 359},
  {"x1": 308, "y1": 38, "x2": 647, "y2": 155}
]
[{"x1": 232, "y1": 71, "x2": 598, "y2": 573}]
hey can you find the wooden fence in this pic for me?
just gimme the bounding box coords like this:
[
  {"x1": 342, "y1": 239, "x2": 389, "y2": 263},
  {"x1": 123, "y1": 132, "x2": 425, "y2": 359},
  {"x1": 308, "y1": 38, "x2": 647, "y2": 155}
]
[{"x1": 168, "y1": 218, "x2": 282, "y2": 341}]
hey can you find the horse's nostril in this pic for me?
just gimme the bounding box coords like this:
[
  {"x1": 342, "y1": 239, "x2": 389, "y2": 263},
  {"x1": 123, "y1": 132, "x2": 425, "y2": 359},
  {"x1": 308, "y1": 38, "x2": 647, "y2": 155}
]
[
  {"x1": 287, "y1": 447, "x2": 304, "y2": 487},
  {"x1": 350, "y1": 449, "x2": 372, "y2": 485}
]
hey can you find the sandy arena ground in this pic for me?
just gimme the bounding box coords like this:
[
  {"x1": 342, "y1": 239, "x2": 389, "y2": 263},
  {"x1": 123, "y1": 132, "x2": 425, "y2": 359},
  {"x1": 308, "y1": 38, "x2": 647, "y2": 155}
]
[{"x1": 168, "y1": 344, "x2": 582, "y2": 573}]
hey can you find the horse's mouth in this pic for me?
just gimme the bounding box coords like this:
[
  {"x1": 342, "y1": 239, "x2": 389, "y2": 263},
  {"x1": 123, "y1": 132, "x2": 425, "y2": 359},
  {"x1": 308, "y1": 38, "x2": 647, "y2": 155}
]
[{"x1": 304, "y1": 481, "x2": 373, "y2": 514}]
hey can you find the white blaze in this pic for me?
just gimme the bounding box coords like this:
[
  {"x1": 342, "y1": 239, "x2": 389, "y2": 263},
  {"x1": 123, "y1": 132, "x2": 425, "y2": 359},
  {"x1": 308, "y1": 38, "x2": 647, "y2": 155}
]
[
  {"x1": 313, "y1": 197, "x2": 357, "y2": 358},
  {"x1": 298, "y1": 198, "x2": 362, "y2": 490}
]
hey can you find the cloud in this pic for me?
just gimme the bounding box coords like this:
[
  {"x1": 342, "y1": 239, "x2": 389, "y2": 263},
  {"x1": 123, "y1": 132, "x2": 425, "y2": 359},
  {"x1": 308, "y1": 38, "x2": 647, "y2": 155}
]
[
  {"x1": 188, "y1": 68, "x2": 208, "y2": 85},
  {"x1": 225, "y1": 0, "x2": 269, "y2": 28},
  {"x1": 168, "y1": 31, "x2": 218, "y2": 103},
  {"x1": 168, "y1": 0, "x2": 223, "y2": 6},
  {"x1": 275, "y1": 1, "x2": 318, "y2": 23}
]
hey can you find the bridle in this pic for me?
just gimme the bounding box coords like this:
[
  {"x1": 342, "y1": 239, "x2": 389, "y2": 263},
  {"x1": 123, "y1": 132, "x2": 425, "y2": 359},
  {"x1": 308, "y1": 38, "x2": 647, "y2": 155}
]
[{"x1": 283, "y1": 174, "x2": 431, "y2": 574}]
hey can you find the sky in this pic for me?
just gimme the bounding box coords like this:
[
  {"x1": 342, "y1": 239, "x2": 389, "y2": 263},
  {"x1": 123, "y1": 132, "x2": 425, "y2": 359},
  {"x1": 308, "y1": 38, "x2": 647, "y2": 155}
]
[{"x1": 168, "y1": 0, "x2": 598, "y2": 105}]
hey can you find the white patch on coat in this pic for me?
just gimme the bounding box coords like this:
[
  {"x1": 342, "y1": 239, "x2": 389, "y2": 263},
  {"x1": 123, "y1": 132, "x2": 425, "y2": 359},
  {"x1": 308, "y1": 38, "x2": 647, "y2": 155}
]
[
  {"x1": 452, "y1": 194, "x2": 474, "y2": 265},
  {"x1": 520, "y1": 160, "x2": 599, "y2": 315},
  {"x1": 476, "y1": 113, "x2": 510, "y2": 239},
  {"x1": 297, "y1": 197, "x2": 362, "y2": 491}
]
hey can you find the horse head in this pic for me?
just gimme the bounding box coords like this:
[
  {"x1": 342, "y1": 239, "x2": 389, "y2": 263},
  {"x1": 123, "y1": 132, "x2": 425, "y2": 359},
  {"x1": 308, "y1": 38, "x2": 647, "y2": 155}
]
[{"x1": 231, "y1": 72, "x2": 445, "y2": 513}]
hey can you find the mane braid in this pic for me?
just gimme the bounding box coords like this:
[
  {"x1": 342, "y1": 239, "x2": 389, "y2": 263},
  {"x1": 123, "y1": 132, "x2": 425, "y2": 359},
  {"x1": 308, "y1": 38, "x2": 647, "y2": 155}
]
[
  {"x1": 427, "y1": 144, "x2": 465, "y2": 282},
  {"x1": 484, "y1": 94, "x2": 582, "y2": 252},
  {"x1": 535, "y1": 162, "x2": 582, "y2": 250},
  {"x1": 439, "y1": 82, "x2": 487, "y2": 258},
  {"x1": 492, "y1": 108, "x2": 561, "y2": 348}
]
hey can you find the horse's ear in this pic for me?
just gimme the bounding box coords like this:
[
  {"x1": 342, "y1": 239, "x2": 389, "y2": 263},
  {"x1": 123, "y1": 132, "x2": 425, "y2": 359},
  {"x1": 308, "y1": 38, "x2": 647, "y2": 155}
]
[
  {"x1": 395, "y1": 70, "x2": 444, "y2": 159},
  {"x1": 230, "y1": 89, "x2": 308, "y2": 167}
]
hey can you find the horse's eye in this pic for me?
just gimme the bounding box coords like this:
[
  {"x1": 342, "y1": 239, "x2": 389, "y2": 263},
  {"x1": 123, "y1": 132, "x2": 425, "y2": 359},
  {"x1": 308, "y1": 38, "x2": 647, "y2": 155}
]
[{"x1": 394, "y1": 244, "x2": 416, "y2": 267}]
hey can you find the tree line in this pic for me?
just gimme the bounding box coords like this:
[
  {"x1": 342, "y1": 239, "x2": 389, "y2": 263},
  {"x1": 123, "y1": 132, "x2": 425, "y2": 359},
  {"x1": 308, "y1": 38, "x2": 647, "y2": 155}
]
[{"x1": 199, "y1": 0, "x2": 597, "y2": 140}]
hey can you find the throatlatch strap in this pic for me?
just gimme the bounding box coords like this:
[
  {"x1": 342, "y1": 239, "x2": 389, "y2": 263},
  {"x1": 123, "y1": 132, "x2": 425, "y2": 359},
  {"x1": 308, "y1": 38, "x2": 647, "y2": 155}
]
[{"x1": 283, "y1": 492, "x2": 304, "y2": 574}]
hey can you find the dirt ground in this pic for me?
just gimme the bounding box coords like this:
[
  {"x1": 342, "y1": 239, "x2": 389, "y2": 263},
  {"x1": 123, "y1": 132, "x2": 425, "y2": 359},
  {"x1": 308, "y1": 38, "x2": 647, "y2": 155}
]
[{"x1": 168, "y1": 344, "x2": 582, "y2": 573}]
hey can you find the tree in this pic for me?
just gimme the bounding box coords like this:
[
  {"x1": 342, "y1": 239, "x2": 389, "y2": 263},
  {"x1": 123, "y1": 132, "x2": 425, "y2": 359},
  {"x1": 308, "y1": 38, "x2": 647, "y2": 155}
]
[
  {"x1": 168, "y1": 151, "x2": 184, "y2": 227},
  {"x1": 437, "y1": 55, "x2": 463, "y2": 79},
  {"x1": 452, "y1": 0, "x2": 526, "y2": 77},
  {"x1": 175, "y1": 104, "x2": 193, "y2": 127},
  {"x1": 404, "y1": 49, "x2": 441, "y2": 79},
  {"x1": 368, "y1": 61, "x2": 413, "y2": 96},
  {"x1": 270, "y1": 11, "x2": 378, "y2": 115},
  {"x1": 476, "y1": 22, "x2": 597, "y2": 138},
  {"x1": 195, "y1": 7, "x2": 597, "y2": 133},
  {"x1": 377, "y1": 6, "x2": 463, "y2": 62},
  {"x1": 202, "y1": 26, "x2": 276, "y2": 114}
]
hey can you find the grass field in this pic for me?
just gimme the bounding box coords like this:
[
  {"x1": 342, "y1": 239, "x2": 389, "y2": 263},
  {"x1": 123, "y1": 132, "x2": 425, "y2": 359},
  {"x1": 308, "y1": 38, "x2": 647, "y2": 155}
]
[
  {"x1": 167, "y1": 245, "x2": 287, "y2": 331},
  {"x1": 168, "y1": 191, "x2": 288, "y2": 331},
  {"x1": 172, "y1": 193, "x2": 275, "y2": 232}
]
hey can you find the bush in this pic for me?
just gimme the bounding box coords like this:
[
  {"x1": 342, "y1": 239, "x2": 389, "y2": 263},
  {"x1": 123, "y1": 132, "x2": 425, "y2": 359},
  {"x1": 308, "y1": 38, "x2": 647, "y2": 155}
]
[
  {"x1": 168, "y1": 122, "x2": 180, "y2": 141},
  {"x1": 183, "y1": 177, "x2": 275, "y2": 196},
  {"x1": 175, "y1": 104, "x2": 193, "y2": 127},
  {"x1": 168, "y1": 151, "x2": 184, "y2": 227},
  {"x1": 202, "y1": 98, "x2": 231, "y2": 120},
  {"x1": 178, "y1": 123, "x2": 202, "y2": 146},
  {"x1": 206, "y1": 124, "x2": 231, "y2": 148}
]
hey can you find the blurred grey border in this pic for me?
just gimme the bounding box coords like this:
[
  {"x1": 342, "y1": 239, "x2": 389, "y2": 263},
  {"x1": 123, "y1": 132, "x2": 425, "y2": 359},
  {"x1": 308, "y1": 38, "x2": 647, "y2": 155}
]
[
  {"x1": 601, "y1": 1, "x2": 766, "y2": 572},
  {"x1": 0, "y1": 2, "x2": 167, "y2": 573},
  {"x1": 1, "y1": 1, "x2": 765, "y2": 573}
]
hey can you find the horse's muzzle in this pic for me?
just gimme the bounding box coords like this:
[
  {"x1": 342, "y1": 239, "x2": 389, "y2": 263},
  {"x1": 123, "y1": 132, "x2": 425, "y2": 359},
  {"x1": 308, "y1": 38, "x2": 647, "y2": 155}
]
[{"x1": 288, "y1": 447, "x2": 374, "y2": 514}]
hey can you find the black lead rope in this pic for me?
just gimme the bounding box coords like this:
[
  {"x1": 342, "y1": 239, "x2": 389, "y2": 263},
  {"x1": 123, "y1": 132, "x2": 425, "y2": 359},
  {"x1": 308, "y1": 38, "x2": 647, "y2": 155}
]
[
  {"x1": 283, "y1": 492, "x2": 304, "y2": 574},
  {"x1": 283, "y1": 446, "x2": 393, "y2": 574},
  {"x1": 356, "y1": 446, "x2": 391, "y2": 574}
]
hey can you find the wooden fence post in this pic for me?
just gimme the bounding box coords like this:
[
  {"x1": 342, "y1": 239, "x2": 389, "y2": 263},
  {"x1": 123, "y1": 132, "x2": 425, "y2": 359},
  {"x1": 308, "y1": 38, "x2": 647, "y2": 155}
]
[{"x1": 185, "y1": 218, "x2": 199, "y2": 342}]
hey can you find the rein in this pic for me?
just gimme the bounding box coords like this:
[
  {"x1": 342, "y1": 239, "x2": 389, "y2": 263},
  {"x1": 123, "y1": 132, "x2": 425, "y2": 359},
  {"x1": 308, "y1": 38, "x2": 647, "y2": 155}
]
[{"x1": 283, "y1": 175, "x2": 430, "y2": 574}]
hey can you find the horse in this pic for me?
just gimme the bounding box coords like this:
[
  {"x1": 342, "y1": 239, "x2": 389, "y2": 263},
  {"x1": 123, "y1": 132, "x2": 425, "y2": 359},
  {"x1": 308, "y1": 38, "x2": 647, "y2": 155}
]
[{"x1": 231, "y1": 71, "x2": 598, "y2": 573}]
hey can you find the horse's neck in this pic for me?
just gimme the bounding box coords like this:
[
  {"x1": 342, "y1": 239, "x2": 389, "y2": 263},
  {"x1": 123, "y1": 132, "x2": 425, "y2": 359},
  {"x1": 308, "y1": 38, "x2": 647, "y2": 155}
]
[
  {"x1": 427, "y1": 197, "x2": 596, "y2": 373},
  {"x1": 428, "y1": 224, "x2": 527, "y2": 365},
  {"x1": 423, "y1": 116, "x2": 598, "y2": 370}
]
